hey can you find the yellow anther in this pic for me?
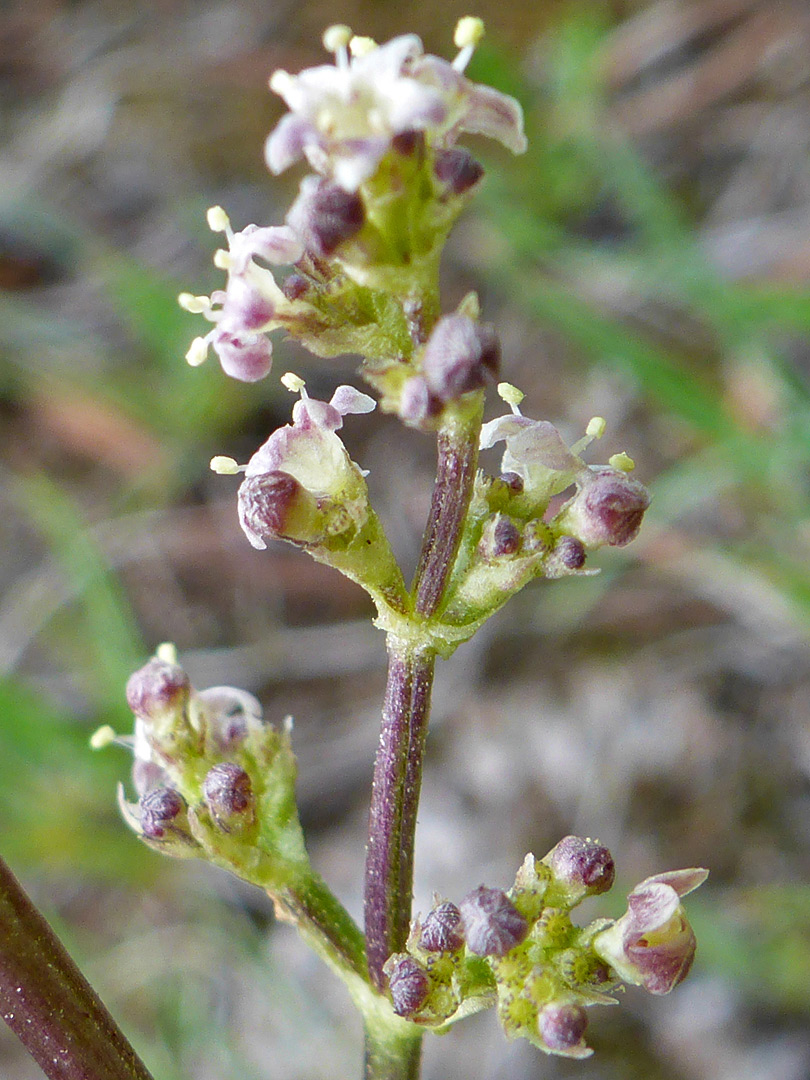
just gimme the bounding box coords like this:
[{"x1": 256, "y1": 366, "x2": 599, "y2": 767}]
[
  {"x1": 269, "y1": 69, "x2": 294, "y2": 95},
  {"x1": 323, "y1": 24, "x2": 353, "y2": 53},
  {"x1": 609, "y1": 451, "x2": 635, "y2": 472},
  {"x1": 90, "y1": 725, "x2": 117, "y2": 750},
  {"x1": 185, "y1": 337, "x2": 209, "y2": 367},
  {"x1": 213, "y1": 249, "x2": 232, "y2": 270},
  {"x1": 454, "y1": 16, "x2": 485, "y2": 50},
  {"x1": 210, "y1": 455, "x2": 241, "y2": 475},
  {"x1": 497, "y1": 382, "x2": 525, "y2": 407},
  {"x1": 349, "y1": 35, "x2": 377, "y2": 57},
  {"x1": 178, "y1": 292, "x2": 209, "y2": 313},
  {"x1": 281, "y1": 371, "x2": 306, "y2": 393},
  {"x1": 156, "y1": 642, "x2": 179, "y2": 664},
  {"x1": 586, "y1": 416, "x2": 607, "y2": 440},
  {"x1": 206, "y1": 205, "x2": 230, "y2": 232}
]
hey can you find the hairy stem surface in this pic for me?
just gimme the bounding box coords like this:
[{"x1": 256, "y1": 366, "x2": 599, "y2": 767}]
[
  {"x1": 364, "y1": 643, "x2": 435, "y2": 988},
  {"x1": 0, "y1": 853, "x2": 154, "y2": 1080}
]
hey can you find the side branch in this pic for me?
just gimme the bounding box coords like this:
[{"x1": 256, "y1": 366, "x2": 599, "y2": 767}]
[
  {"x1": 0, "y1": 853, "x2": 155, "y2": 1080},
  {"x1": 412, "y1": 401, "x2": 483, "y2": 618}
]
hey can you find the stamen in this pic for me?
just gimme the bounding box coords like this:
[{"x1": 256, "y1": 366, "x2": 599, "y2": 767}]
[
  {"x1": 210, "y1": 455, "x2": 244, "y2": 475},
  {"x1": 453, "y1": 16, "x2": 485, "y2": 71},
  {"x1": 213, "y1": 249, "x2": 233, "y2": 271},
  {"x1": 281, "y1": 371, "x2": 306, "y2": 394},
  {"x1": 609, "y1": 452, "x2": 635, "y2": 473},
  {"x1": 586, "y1": 416, "x2": 606, "y2": 440},
  {"x1": 185, "y1": 336, "x2": 210, "y2": 367},
  {"x1": 90, "y1": 725, "x2": 117, "y2": 750},
  {"x1": 497, "y1": 381, "x2": 525, "y2": 413},
  {"x1": 156, "y1": 642, "x2": 179, "y2": 664},
  {"x1": 571, "y1": 416, "x2": 607, "y2": 455},
  {"x1": 206, "y1": 205, "x2": 231, "y2": 233},
  {"x1": 178, "y1": 293, "x2": 210, "y2": 314},
  {"x1": 349, "y1": 35, "x2": 377, "y2": 57},
  {"x1": 323, "y1": 24, "x2": 353, "y2": 69}
]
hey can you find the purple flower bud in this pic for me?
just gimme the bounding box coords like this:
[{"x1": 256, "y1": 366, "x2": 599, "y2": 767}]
[
  {"x1": 544, "y1": 836, "x2": 615, "y2": 902},
  {"x1": 419, "y1": 901, "x2": 464, "y2": 953},
  {"x1": 399, "y1": 375, "x2": 438, "y2": 427},
  {"x1": 287, "y1": 177, "x2": 365, "y2": 258},
  {"x1": 559, "y1": 467, "x2": 650, "y2": 549},
  {"x1": 538, "y1": 1003, "x2": 589, "y2": 1053},
  {"x1": 556, "y1": 536, "x2": 586, "y2": 569},
  {"x1": 238, "y1": 470, "x2": 321, "y2": 548},
  {"x1": 422, "y1": 315, "x2": 500, "y2": 402},
  {"x1": 282, "y1": 272, "x2": 309, "y2": 301},
  {"x1": 139, "y1": 786, "x2": 187, "y2": 840},
  {"x1": 433, "y1": 148, "x2": 484, "y2": 194},
  {"x1": 479, "y1": 514, "x2": 521, "y2": 560},
  {"x1": 459, "y1": 886, "x2": 528, "y2": 957},
  {"x1": 391, "y1": 130, "x2": 424, "y2": 156},
  {"x1": 203, "y1": 762, "x2": 254, "y2": 832},
  {"x1": 499, "y1": 471, "x2": 524, "y2": 493},
  {"x1": 386, "y1": 955, "x2": 430, "y2": 1017},
  {"x1": 126, "y1": 658, "x2": 190, "y2": 722}
]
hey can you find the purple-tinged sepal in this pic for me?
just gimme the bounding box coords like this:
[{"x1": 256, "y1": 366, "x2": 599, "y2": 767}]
[{"x1": 592, "y1": 868, "x2": 708, "y2": 994}]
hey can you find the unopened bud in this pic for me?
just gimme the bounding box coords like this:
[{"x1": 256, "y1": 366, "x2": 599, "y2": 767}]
[
  {"x1": 391, "y1": 130, "x2": 425, "y2": 157},
  {"x1": 419, "y1": 901, "x2": 464, "y2": 953},
  {"x1": 538, "y1": 1003, "x2": 589, "y2": 1054},
  {"x1": 543, "y1": 535, "x2": 586, "y2": 577},
  {"x1": 557, "y1": 467, "x2": 650, "y2": 549},
  {"x1": 238, "y1": 471, "x2": 322, "y2": 546},
  {"x1": 433, "y1": 148, "x2": 484, "y2": 194},
  {"x1": 386, "y1": 955, "x2": 431, "y2": 1017},
  {"x1": 421, "y1": 315, "x2": 500, "y2": 402},
  {"x1": 543, "y1": 836, "x2": 615, "y2": 905},
  {"x1": 126, "y1": 658, "x2": 190, "y2": 722},
  {"x1": 459, "y1": 886, "x2": 528, "y2": 957},
  {"x1": 282, "y1": 273, "x2": 309, "y2": 301},
  {"x1": 499, "y1": 471, "x2": 524, "y2": 493},
  {"x1": 479, "y1": 514, "x2": 521, "y2": 560},
  {"x1": 287, "y1": 178, "x2": 364, "y2": 258},
  {"x1": 203, "y1": 762, "x2": 254, "y2": 832},
  {"x1": 139, "y1": 786, "x2": 187, "y2": 840}
]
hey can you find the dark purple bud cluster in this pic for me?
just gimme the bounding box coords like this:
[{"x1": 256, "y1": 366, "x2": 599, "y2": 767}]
[
  {"x1": 126, "y1": 658, "x2": 190, "y2": 721},
  {"x1": 459, "y1": 886, "x2": 528, "y2": 957},
  {"x1": 561, "y1": 467, "x2": 650, "y2": 549},
  {"x1": 433, "y1": 148, "x2": 485, "y2": 194},
  {"x1": 287, "y1": 177, "x2": 365, "y2": 258},
  {"x1": 538, "y1": 1003, "x2": 588, "y2": 1052},
  {"x1": 203, "y1": 762, "x2": 254, "y2": 832},
  {"x1": 422, "y1": 314, "x2": 500, "y2": 403},
  {"x1": 238, "y1": 471, "x2": 319, "y2": 546},
  {"x1": 419, "y1": 901, "x2": 464, "y2": 953},
  {"x1": 386, "y1": 955, "x2": 431, "y2": 1017},
  {"x1": 478, "y1": 514, "x2": 521, "y2": 560},
  {"x1": 139, "y1": 787, "x2": 188, "y2": 840},
  {"x1": 543, "y1": 836, "x2": 615, "y2": 905}
]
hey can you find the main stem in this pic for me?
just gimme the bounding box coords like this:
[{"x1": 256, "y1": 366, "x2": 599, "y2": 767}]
[
  {"x1": 0, "y1": 853, "x2": 155, "y2": 1080},
  {"x1": 362, "y1": 405, "x2": 482, "y2": 1079}
]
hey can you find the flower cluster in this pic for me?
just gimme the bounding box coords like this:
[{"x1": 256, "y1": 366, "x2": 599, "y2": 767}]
[
  {"x1": 179, "y1": 20, "x2": 527, "y2": 393},
  {"x1": 266, "y1": 20, "x2": 526, "y2": 192},
  {"x1": 104, "y1": 644, "x2": 305, "y2": 880},
  {"x1": 383, "y1": 838, "x2": 707, "y2": 1058}
]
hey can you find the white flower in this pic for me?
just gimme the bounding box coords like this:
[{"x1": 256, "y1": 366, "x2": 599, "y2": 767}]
[{"x1": 265, "y1": 24, "x2": 526, "y2": 191}]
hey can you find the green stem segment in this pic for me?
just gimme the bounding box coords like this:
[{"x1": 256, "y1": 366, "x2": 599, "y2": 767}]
[{"x1": 0, "y1": 853, "x2": 155, "y2": 1080}]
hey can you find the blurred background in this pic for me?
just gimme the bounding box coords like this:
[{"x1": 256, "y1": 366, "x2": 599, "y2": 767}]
[{"x1": 2, "y1": 0, "x2": 810, "y2": 1077}]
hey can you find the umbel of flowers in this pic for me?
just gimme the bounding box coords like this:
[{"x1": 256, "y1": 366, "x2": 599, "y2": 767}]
[{"x1": 99, "y1": 17, "x2": 709, "y2": 1076}]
